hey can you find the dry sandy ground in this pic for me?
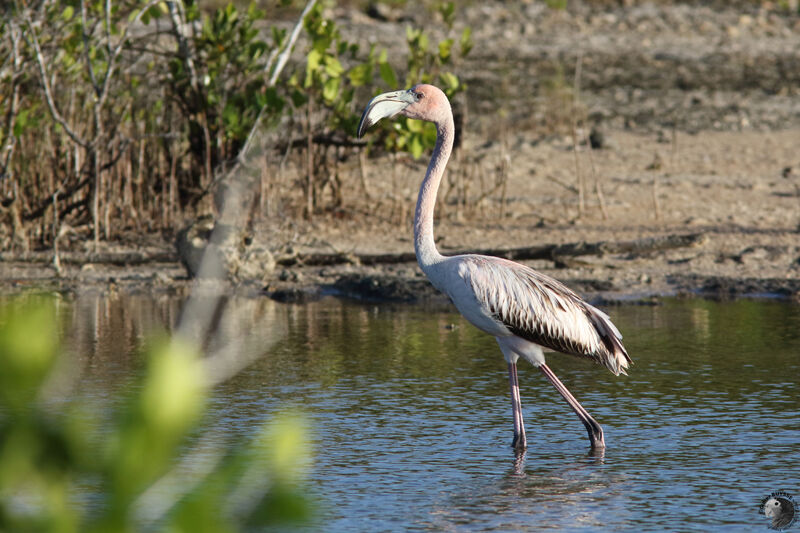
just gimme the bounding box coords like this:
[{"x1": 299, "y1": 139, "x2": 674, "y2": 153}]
[
  {"x1": 263, "y1": 2, "x2": 800, "y2": 303},
  {"x1": 260, "y1": 126, "x2": 800, "y2": 303}
]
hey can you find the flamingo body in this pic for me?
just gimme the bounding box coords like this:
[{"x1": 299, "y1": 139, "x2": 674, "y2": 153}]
[
  {"x1": 358, "y1": 84, "x2": 631, "y2": 450},
  {"x1": 434, "y1": 254, "x2": 629, "y2": 374}
]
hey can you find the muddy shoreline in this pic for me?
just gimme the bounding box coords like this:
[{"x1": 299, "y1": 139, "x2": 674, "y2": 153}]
[{"x1": 2, "y1": 219, "x2": 798, "y2": 305}]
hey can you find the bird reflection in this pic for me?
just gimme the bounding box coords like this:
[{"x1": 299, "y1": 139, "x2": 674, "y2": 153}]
[
  {"x1": 510, "y1": 443, "x2": 604, "y2": 478},
  {"x1": 587, "y1": 445, "x2": 605, "y2": 464},
  {"x1": 511, "y1": 448, "x2": 527, "y2": 477}
]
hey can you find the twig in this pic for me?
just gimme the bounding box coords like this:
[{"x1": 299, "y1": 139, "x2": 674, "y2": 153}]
[
  {"x1": 499, "y1": 137, "x2": 510, "y2": 219},
  {"x1": 652, "y1": 176, "x2": 662, "y2": 221},
  {"x1": 239, "y1": 0, "x2": 317, "y2": 165},
  {"x1": 0, "y1": 21, "x2": 22, "y2": 181},
  {"x1": 267, "y1": 0, "x2": 317, "y2": 87},
  {"x1": 24, "y1": 0, "x2": 162, "y2": 148},
  {"x1": 595, "y1": 179, "x2": 609, "y2": 220},
  {"x1": 279, "y1": 128, "x2": 294, "y2": 171},
  {"x1": 97, "y1": 0, "x2": 163, "y2": 110},
  {"x1": 104, "y1": 0, "x2": 113, "y2": 58},
  {"x1": 571, "y1": 51, "x2": 585, "y2": 217},
  {"x1": 52, "y1": 191, "x2": 61, "y2": 276},
  {"x1": 584, "y1": 132, "x2": 609, "y2": 220},
  {"x1": 166, "y1": 0, "x2": 201, "y2": 93},
  {"x1": 305, "y1": 100, "x2": 314, "y2": 219},
  {"x1": 23, "y1": 13, "x2": 88, "y2": 148},
  {"x1": 166, "y1": 0, "x2": 213, "y2": 194},
  {"x1": 0, "y1": 249, "x2": 179, "y2": 265},
  {"x1": 80, "y1": 0, "x2": 101, "y2": 97},
  {"x1": 358, "y1": 148, "x2": 372, "y2": 200}
]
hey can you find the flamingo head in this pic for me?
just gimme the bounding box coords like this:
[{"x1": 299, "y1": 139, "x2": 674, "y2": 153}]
[{"x1": 357, "y1": 84, "x2": 450, "y2": 137}]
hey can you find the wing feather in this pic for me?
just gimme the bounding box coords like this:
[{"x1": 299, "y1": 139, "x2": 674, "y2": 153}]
[{"x1": 457, "y1": 256, "x2": 632, "y2": 375}]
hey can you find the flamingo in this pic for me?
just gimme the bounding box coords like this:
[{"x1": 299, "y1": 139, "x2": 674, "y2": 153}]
[{"x1": 357, "y1": 84, "x2": 631, "y2": 450}]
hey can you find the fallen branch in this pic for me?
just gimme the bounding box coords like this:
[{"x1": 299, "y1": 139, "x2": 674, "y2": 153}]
[
  {"x1": 274, "y1": 133, "x2": 367, "y2": 152},
  {"x1": 277, "y1": 233, "x2": 707, "y2": 267},
  {"x1": 0, "y1": 250, "x2": 178, "y2": 266}
]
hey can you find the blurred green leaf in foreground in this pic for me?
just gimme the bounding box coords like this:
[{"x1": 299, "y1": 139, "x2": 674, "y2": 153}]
[{"x1": 0, "y1": 294, "x2": 313, "y2": 532}]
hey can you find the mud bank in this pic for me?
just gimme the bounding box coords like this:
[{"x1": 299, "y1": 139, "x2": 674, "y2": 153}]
[{"x1": 2, "y1": 3, "x2": 799, "y2": 305}]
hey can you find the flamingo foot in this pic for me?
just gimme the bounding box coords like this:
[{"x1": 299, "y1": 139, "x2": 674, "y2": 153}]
[
  {"x1": 585, "y1": 418, "x2": 605, "y2": 450},
  {"x1": 511, "y1": 430, "x2": 527, "y2": 450}
]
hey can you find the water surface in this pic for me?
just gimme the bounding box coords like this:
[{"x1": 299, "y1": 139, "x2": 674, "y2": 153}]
[{"x1": 43, "y1": 294, "x2": 800, "y2": 530}]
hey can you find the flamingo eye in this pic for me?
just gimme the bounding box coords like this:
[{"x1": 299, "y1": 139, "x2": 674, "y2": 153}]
[{"x1": 414, "y1": 91, "x2": 423, "y2": 101}]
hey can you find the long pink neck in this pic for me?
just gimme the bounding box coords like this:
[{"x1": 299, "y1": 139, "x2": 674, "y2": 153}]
[{"x1": 414, "y1": 114, "x2": 454, "y2": 271}]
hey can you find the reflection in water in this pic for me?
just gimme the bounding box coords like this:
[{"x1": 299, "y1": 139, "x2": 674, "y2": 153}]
[
  {"x1": 11, "y1": 294, "x2": 800, "y2": 531},
  {"x1": 25, "y1": 291, "x2": 288, "y2": 403},
  {"x1": 511, "y1": 448, "x2": 527, "y2": 477}
]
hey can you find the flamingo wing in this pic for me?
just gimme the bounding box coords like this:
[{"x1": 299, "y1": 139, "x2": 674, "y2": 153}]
[{"x1": 454, "y1": 255, "x2": 631, "y2": 375}]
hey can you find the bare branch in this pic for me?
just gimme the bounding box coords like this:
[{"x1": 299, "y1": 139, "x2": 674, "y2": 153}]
[
  {"x1": 166, "y1": 0, "x2": 201, "y2": 94},
  {"x1": 236, "y1": 0, "x2": 317, "y2": 165},
  {"x1": 96, "y1": 0, "x2": 163, "y2": 110},
  {"x1": 267, "y1": 0, "x2": 316, "y2": 87},
  {"x1": 1, "y1": 21, "x2": 22, "y2": 180},
  {"x1": 104, "y1": 0, "x2": 113, "y2": 58},
  {"x1": 80, "y1": 0, "x2": 101, "y2": 98},
  {"x1": 23, "y1": 12, "x2": 88, "y2": 148}
]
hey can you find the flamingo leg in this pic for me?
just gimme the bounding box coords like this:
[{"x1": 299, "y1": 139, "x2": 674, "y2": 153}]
[
  {"x1": 539, "y1": 363, "x2": 605, "y2": 449},
  {"x1": 507, "y1": 362, "x2": 527, "y2": 449}
]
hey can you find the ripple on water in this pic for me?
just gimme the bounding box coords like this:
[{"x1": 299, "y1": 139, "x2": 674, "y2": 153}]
[{"x1": 50, "y1": 295, "x2": 800, "y2": 531}]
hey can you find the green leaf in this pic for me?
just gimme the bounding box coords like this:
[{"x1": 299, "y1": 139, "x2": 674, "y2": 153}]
[
  {"x1": 223, "y1": 104, "x2": 240, "y2": 130},
  {"x1": 438, "y1": 2, "x2": 456, "y2": 28},
  {"x1": 324, "y1": 57, "x2": 344, "y2": 78},
  {"x1": 322, "y1": 77, "x2": 339, "y2": 103},
  {"x1": 406, "y1": 118, "x2": 422, "y2": 133},
  {"x1": 379, "y1": 61, "x2": 398, "y2": 88},
  {"x1": 13, "y1": 109, "x2": 29, "y2": 137},
  {"x1": 409, "y1": 134, "x2": 423, "y2": 159},
  {"x1": 145, "y1": 4, "x2": 163, "y2": 22},
  {"x1": 306, "y1": 48, "x2": 322, "y2": 74},
  {"x1": 439, "y1": 71, "x2": 459, "y2": 92},
  {"x1": 264, "y1": 87, "x2": 285, "y2": 113},
  {"x1": 140, "y1": 339, "x2": 204, "y2": 435},
  {"x1": 418, "y1": 33, "x2": 429, "y2": 53},
  {"x1": 272, "y1": 27, "x2": 287, "y2": 48},
  {"x1": 545, "y1": 0, "x2": 568, "y2": 9},
  {"x1": 290, "y1": 88, "x2": 307, "y2": 107},
  {"x1": 185, "y1": 2, "x2": 200, "y2": 21},
  {"x1": 62, "y1": 5, "x2": 74, "y2": 20},
  {"x1": 0, "y1": 297, "x2": 58, "y2": 412},
  {"x1": 438, "y1": 38, "x2": 453, "y2": 63},
  {"x1": 348, "y1": 62, "x2": 372, "y2": 87},
  {"x1": 460, "y1": 27, "x2": 473, "y2": 56}
]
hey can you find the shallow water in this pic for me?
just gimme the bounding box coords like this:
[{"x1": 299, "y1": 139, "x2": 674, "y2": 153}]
[{"x1": 35, "y1": 294, "x2": 800, "y2": 530}]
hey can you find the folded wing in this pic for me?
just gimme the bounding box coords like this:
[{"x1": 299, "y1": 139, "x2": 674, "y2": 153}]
[{"x1": 457, "y1": 255, "x2": 632, "y2": 375}]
